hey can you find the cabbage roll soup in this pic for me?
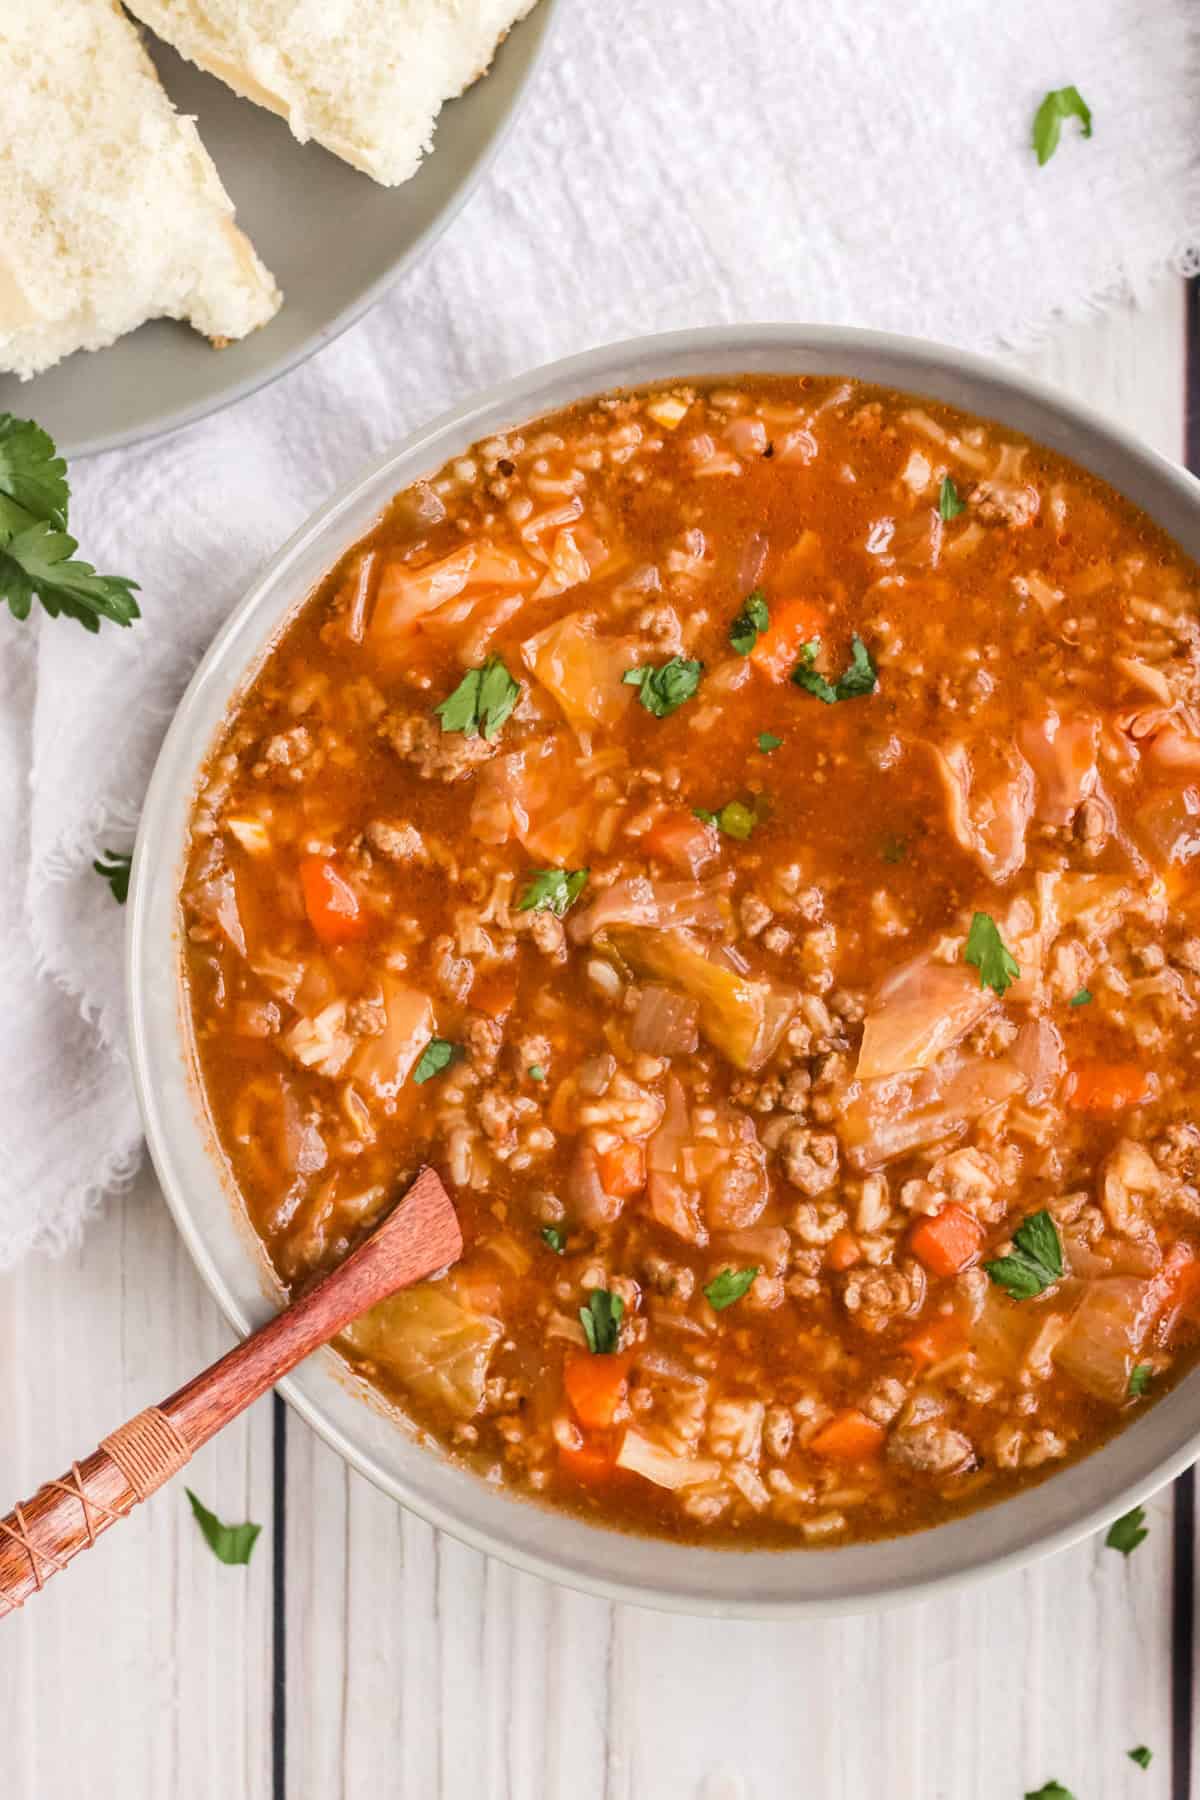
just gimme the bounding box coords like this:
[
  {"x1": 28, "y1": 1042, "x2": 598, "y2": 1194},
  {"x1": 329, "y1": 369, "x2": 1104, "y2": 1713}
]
[{"x1": 181, "y1": 375, "x2": 1200, "y2": 1547}]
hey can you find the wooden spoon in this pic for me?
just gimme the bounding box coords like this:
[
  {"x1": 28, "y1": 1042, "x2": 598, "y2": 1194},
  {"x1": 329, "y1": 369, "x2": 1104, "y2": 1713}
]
[{"x1": 0, "y1": 1166, "x2": 460, "y2": 1616}]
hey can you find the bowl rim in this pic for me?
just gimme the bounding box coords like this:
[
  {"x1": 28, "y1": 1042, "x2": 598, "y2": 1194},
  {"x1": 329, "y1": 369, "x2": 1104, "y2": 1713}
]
[{"x1": 128, "y1": 321, "x2": 1200, "y2": 1616}]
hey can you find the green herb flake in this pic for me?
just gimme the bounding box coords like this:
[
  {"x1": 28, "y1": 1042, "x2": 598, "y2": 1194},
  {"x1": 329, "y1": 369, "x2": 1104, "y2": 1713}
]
[
  {"x1": 1033, "y1": 86, "x2": 1093, "y2": 167},
  {"x1": 434, "y1": 654, "x2": 520, "y2": 741},
  {"x1": 1025, "y1": 1784, "x2": 1076, "y2": 1800},
  {"x1": 984, "y1": 1208, "x2": 1063, "y2": 1301},
  {"x1": 695, "y1": 799, "x2": 758, "y2": 841},
  {"x1": 185, "y1": 1489, "x2": 261, "y2": 1566},
  {"x1": 757, "y1": 732, "x2": 783, "y2": 753},
  {"x1": 964, "y1": 911, "x2": 1021, "y2": 996},
  {"x1": 703, "y1": 1266, "x2": 760, "y2": 1311},
  {"x1": 411, "y1": 1038, "x2": 462, "y2": 1085},
  {"x1": 881, "y1": 835, "x2": 907, "y2": 865},
  {"x1": 579, "y1": 1288, "x2": 624, "y2": 1354},
  {"x1": 517, "y1": 867, "x2": 588, "y2": 917},
  {"x1": 528, "y1": 1064, "x2": 547, "y2": 1082},
  {"x1": 1069, "y1": 987, "x2": 1092, "y2": 1007},
  {"x1": 792, "y1": 634, "x2": 877, "y2": 705},
  {"x1": 938, "y1": 475, "x2": 966, "y2": 521},
  {"x1": 730, "y1": 588, "x2": 770, "y2": 655},
  {"x1": 93, "y1": 849, "x2": 132, "y2": 904},
  {"x1": 541, "y1": 1225, "x2": 566, "y2": 1254},
  {"x1": 1128, "y1": 1363, "x2": 1153, "y2": 1398},
  {"x1": 1128, "y1": 1746, "x2": 1152, "y2": 1771},
  {"x1": 623, "y1": 656, "x2": 704, "y2": 717},
  {"x1": 1105, "y1": 1503, "x2": 1149, "y2": 1557}
]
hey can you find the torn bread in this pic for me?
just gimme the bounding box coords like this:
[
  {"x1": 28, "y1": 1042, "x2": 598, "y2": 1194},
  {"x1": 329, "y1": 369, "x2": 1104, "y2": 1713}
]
[
  {"x1": 0, "y1": 0, "x2": 280, "y2": 381},
  {"x1": 125, "y1": 0, "x2": 542, "y2": 188}
]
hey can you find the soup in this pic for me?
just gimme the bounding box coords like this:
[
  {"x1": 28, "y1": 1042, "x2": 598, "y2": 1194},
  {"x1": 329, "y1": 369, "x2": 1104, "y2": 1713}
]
[{"x1": 180, "y1": 376, "x2": 1200, "y2": 1546}]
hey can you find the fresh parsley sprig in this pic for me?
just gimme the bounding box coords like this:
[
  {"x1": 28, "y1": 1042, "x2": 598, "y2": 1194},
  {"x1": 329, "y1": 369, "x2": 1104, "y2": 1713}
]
[
  {"x1": 0, "y1": 415, "x2": 139, "y2": 633},
  {"x1": 984, "y1": 1209, "x2": 1062, "y2": 1300},
  {"x1": 965, "y1": 911, "x2": 1020, "y2": 996},
  {"x1": 93, "y1": 850, "x2": 132, "y2": 904},
  {"x1": 1106, "y1": 1503, "x2": 1148, "y2": 1556},
  {"x1": 694, "y1": 800, "x2": 758, "y2": 841},
  {"x1": 579, "y1": 1287, "x2": 624, "y2": 1354},
  {"x1": 729, "y1": 589, "x2": 769, "y2": 655},
  {"x1": 938, "y1": 475, "x2": 966, "y2": 521},
  {"x1": 623, "y1": 656, "x2": 704, "y2": 717},
  {"x1": 792, "y1": 635, "x2": 877, "y2": 705},
  {"x1": 434, "y1": 656, "x2": 520, "y2": 741},
  {"x1": 517, "y1": 867, "x2": 588, "y2": 917},
  {"x1": 185, "y1": 1489, "x2": 261, "y2": 1566},
  {"x1": 703, "y1": 1266, "x2": 759, "y2": 1311},
  {"x1": 1033, "y1": 86, "x2": 1092, "y2": 167},
  {"x1": 412, "y1": 1038, "x2": 462, "y2": 1085}
]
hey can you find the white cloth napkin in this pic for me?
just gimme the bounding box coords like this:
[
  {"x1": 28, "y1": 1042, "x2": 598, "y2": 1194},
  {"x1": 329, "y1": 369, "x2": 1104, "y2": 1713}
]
[{"x1": 2, "y1": 0, "x2": 1198, "y2": 1267}]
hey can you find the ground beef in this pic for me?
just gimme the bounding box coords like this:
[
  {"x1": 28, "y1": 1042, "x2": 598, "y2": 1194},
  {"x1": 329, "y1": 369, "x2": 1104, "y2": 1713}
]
[
  {"x1": 971, "y1": 478, "x2": 1040, "y2": 527},
  {"x1": 887, "y1": 1417, "x2": 975, "y2": 1476},
  {"x1": 380, "y1": 709, "x2": 498, "y2": 781},
  {"x1": 365, "y1": 818, "x2": 426, "y2": 861},
  {"x1": 777, "y1": 1124, "x2": 839, "y2": 1195},
  {"x1": 841, "y1": 1260, "x2": 926, "y2": 1332}
]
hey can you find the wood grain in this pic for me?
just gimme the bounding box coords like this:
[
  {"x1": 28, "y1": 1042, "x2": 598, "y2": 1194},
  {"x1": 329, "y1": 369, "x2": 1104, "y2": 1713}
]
[{"x1": 0, "y1": 283, "x2": 1190, "y2": 1800}]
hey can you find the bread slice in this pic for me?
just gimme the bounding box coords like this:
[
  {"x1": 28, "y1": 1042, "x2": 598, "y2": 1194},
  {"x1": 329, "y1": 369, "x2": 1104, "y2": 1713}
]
[
  {"x1": 125, "y1": 0, "x2": 541, "y2": 188},
  {"x1": 0, "y1": 0, "x2": 280, "y2": 380}
]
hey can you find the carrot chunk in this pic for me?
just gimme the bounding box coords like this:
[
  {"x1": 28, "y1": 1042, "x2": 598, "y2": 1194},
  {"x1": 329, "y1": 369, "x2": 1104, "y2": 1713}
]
[
  {"x1": 1154, "y1": 1241, "x2": 1200, "y2": 1343},
  {"x1": 564, "y1": 1353, "x2": 631, "y2": 1430},
  {"x1": 809, "y1": 1408, "x2": 886, "y2": 1462},
  {"x1": 750, "y1": 596, "x2": 826, "y2": 683},
  {"x1": 901, "y1": 1314, "x2": 967, "y2": 1368},
  {"x1": 298, "y1": 855, "x2": 369, "y2": 944},
  {"x1": 827, "y1": 1228, "x2": 862, "y2": 1272},
  {"x1": 1065, "y1": 1061, "x2": 1152, "y2": 1113},
  {"x1": 643, "y1": 811, "x2": 721, "y2": 876},
  {"x1": 909, "y1": 1204, "x2": 984, "y2": 1278},
  {"x1": 597, "y1": 1140, "x2": 647, "y2": 1198},
  {"x1": 557, "y1": 1438, "x2": 618, "y2": 1483}
]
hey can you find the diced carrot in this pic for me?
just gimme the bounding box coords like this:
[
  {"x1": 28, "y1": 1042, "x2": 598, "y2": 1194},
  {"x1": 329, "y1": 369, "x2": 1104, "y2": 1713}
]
[
  {"x1": 564, "y1": 1353, "x2": 631, "y2": 1430},
  {"x1": 1065, "y1": 1061, "x2": 1152, "y2": 1114},
  {"x1": 827, "y1": 1228, "x2": 862, "y2": 1272},
  {"x1": 750, "y1": 596, "x2": 827, "y2": 683},
  {"x1": 643, "y1": 811, "x2": 721, "y2": 876},
  {"x1": 808, "y1": 1408, "x2": 886, "y2": 1463},
  {"x1": 472, "y1": 967, "x2": 519, "y2": 1019},
  {"x1": 909, "y1": 1204, "x2": 985, "y2": 1278},
  {"x1": 598, "y1": 1139, "x2": 646, "y2": 1198},
  {"x1": 1154, "y1": 1241, "x2": 1200, "y2": 1344},
  {"x1": 557, "y1": 1436, "x2": 618, "y2": 1483},
  {"x1": 901, "y1": 1314, "x2": 967, "y2": 1368},
  {"x1": 298, "y1": 855, "x2": 369, "y2": 944}
]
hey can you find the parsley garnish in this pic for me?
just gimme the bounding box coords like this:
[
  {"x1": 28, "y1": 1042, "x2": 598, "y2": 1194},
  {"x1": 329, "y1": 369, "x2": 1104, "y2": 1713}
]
[
  {"x1": 730, "y1": 589, "x2": 769, "y2": 655},
  {"x1": 792, "y1": 634, "x2": 877, "y2": 704},
  {"x1": 623, "y1": 656, "x2": 704, "y2": 717},
  {"x1": 881, "y1": 834, "x2": 907, "y2": 865},
  {"x1": 1033, "y1": 86, "x2": 1093, "y2": 166},
  {"x1": 93, "y1": 849, "x2": 132, "y2": 904},
  {"x1": 1025, "y1": 1785, "x2": 1075, "y2": 1800},
  {"x1": 517, "y1": 867, "x2": 588, "y2": 917},
  {"x1": 938, "y1": 475, "x2": 966, "y2": 521},
  {"x1": 541, "y1": 1225, "x2": 566, "y2": 1254},
  {"x1": 579, "y1": 1288, "x2": 624, "y2": 1354},
  {"x1": 757, "y1": 732, "x2": 782, "y2": 753},
  {"x1": 1128, "y1": 1363, "x2": 1152, "y2": 1398},
  {"x1": 434, "y1": 655, "x2": 520, "y2": 741},
  {"x1": 1106, "y1": 1504, "x2": 1148, "y2": 1556},
  {"x1": 703, "y1": 1266, "x2": 759, "y2": 1311},
  {"x1": 528, "y1": 1064, "x2": 547, "y2": 1082},
  {"x1": 693, "y1": 800, "x2": 758, "y2": 841},
  {"x1": 0, "y1": 416, "x2": 139, "y2": 632},
  {"x1": 984, "y1": 1209, "x2": 1062, "y2": 1300},
  {"x1": 1128, "y1": 1747, "x2": 1152, "y2": 1771},
  {"x1": 185, "y1": 1489, "x2": 261, "y2": 1566},
  {"x1": 965, "y1": 911, "x2": 1020, "y2": 995},
  {"x1": 412, "y1": 1038, "x2": 462, "y2": 1085},
  {"x1": 1069, "y1": 987, "x2": 1092, "y2": 1007}
]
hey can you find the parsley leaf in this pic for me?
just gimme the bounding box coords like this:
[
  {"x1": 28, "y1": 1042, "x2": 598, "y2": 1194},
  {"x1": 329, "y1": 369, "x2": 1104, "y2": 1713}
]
[
  {"x1": 1025, "y1": 1785, "x2": 1075, "y2": 1800},
  {"x1": 0, "y1": 416, "x2": 68, "y2": 528},
  {"x1": 792, "y1": 634, "x2": 877, "y2": 704},
  {"x1": 579, "y1": 1287, "x2": 624, "y2": 1354},
  {"x1": 938, "y1": 475, "x2": 966, "y2": 521},
  {"x1": 93, "y1": 849, "x2": 132, "y2": 904},
  {"x1": 694, "y1": 800, "x2": 758, "y2": 840},
  {"x1": 984, "y1": 1209, "x2": 1063, "y2": 1300},
  {"x1": 881, "y1": 834, "x2": 907, "y2": 865},
  {"x1": 2, "y1": 518, "x2": 140, "y2": 632},
  {"x1": 1128, "y1": 1746, "x2": 1152, "y2": 1770},
  {"x1": 434, "y1": 655, "x2": 520, "y2": 741},
  {"x1": 623, "y1": 656, "x2": 704, "y2": 717},
  {"x1": 704, "y1": 1266, "x2": 759, "y2": 1311},
  {"x1": 965, "y1": 911, "x2": 1020, "y2": 995},
  {"x1": 1069, "y1": 987, "x2": 1092, "y2": 1007},
  {"x1": 412, "y1": 1038, "x2": 462, "y2": 1085},
  {"x1": 517, "y1": 867, "x2": 588, "y2": 917},
  {"x1": 1033, "y1": 86, "x2": 1093, "y2": 166},
  {"x1": 1106, "y1": 1504, "x2": 1148, "y2": 1556},
  {"x1": 541, "y1": 1225, "x2": 566, "y2": 1254},
  {"x1": 185, "y1": 1489, "x2": 261, "y2": 1566},
  {"x1": 528, "y1": 1064, "x2": 547, "y2": 1082},
  {"x1": 757, "y1": 732, "x2": 782, "y2": 753},
  {"x1": 730, "y1": 589, "x2": 770, "y2": 655},
  {"x1": 1128, "y1": 1363, "x2": 1153, "y2": 1398}
]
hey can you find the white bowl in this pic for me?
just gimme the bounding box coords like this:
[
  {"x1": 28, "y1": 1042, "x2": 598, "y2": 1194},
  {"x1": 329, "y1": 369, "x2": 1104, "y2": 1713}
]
[{"x1": 128, "y1": 324, "x2": 1200, "y2": 1615}]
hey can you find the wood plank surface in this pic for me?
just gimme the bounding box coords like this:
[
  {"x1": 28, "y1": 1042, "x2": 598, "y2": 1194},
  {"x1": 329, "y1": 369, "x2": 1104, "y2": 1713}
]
[{"x1": 0, "y1": 280, "x2": 1191, "y2": 1800}]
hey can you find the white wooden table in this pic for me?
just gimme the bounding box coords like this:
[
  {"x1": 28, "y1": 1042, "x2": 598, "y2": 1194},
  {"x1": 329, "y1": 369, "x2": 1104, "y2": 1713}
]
[{"x1": 2, "y1": 286, "x2": 1197, "y2": 1800}]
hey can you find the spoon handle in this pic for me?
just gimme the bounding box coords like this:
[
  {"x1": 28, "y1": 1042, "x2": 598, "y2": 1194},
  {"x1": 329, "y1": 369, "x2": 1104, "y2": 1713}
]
[{"x1": 0, "y1": 1168, "x2": 460, "y2": 1617}]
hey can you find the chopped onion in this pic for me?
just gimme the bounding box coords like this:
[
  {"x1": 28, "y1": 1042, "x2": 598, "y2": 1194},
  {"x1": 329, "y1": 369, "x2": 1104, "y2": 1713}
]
[
  {"x1": 1053, "y1": 1276, "x2": 1156, "y2": 1403},
  {"x1": 630, "y1": 985, "x2": 700, "y2": 1057}
]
